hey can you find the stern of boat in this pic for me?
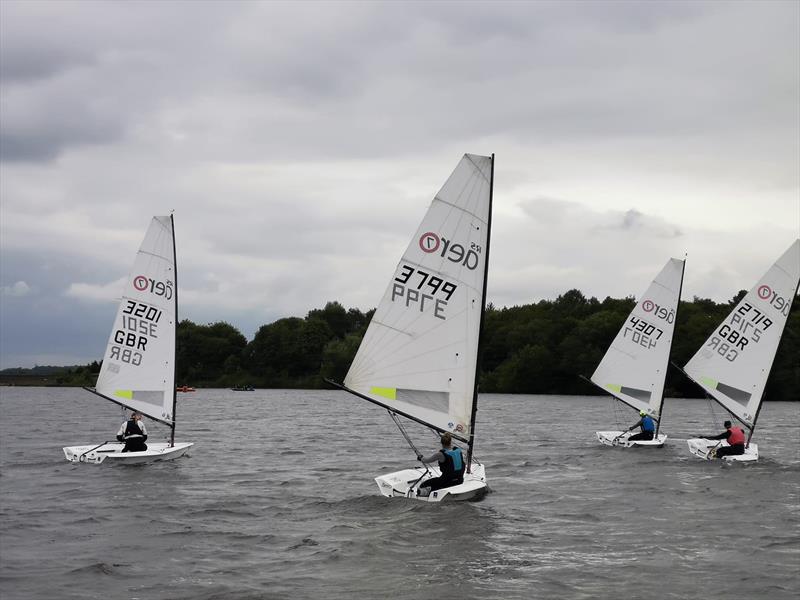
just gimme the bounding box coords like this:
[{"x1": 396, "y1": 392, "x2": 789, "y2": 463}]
[
  {"x1": 374, "y1": 462, "x2": 487, "y2": 502},
  {"x1": 687, "y1": 438, "x2": 758, "y2": 462},
  {"x1": 597, "y1": 431, "x2": 666, "y2": 448},
  {"x1": 596, "y1": 430, "x2": 626, "y2": 446}
]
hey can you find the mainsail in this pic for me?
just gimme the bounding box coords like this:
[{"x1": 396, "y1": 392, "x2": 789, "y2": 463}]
[
  {"x1": 344, "y1": 154, "x2": 493, "y2": 441},
  {"x1": 591, "y1": 258, "x2": 685, "y2": 418},
  {"x1": 94, "y1": 216, "x2": 177, "y2": 424},
  {"x1": 684, "y1": 239, "x2": 800, "y2": 429}
]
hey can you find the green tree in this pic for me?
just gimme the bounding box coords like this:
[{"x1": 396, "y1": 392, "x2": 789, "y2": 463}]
[{"x1": 176, "y1": 320, "x2": 247, "y2": 385}]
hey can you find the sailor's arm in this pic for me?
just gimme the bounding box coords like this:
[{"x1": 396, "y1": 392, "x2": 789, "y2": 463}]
[
  {"x1": 627, "y1": 419, "x2": 642, "y2": 432},
  {"x1": 417, "y1": 451, "x2": 443, "y2": 464}
]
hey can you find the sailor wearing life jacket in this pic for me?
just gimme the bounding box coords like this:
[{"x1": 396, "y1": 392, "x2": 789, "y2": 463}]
[
  {"x1": 626, "y1": 410, "x2": 656, "y2": 441},
  {"x1": 116, "y1": 412, "x2": 148, "y2": 452},
  {"x1": 701, "y1": 420, "x2": 746, "y2": 459},
  {"x1": 416, "y1": 432, "x2": 466, "y2": 496}
]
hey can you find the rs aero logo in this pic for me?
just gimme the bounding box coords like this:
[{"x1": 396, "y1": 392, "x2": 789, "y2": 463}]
[
  {"x1": 641, "y1": 299, "x2": 675, "y2": 323},
  {"x1": 419, "y1": 232, "x2": 481, "y2": 270},
  {"x1": 133, "y1": 275, "x2": 173, "y2": 299},
  {"x1": 757, "y1": 284, "x2": 792, "y2": 316}
]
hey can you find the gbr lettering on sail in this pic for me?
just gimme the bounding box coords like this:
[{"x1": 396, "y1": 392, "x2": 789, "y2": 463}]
[
  {"x1": 108, "y1": 274, "x2": 172, "y2": 366},
  {"x1": 706, "y1": 284, "x2": 791, "y2": 362}
]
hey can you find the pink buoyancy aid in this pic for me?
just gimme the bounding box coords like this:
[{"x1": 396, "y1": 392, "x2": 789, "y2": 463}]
[{"x1": 727, "y1": 426, "x2": 746, "y2": 446}]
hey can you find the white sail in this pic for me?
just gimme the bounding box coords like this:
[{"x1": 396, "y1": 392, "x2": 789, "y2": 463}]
[
  {"x1": 684, "y1": 240, "x2": 800, "y2": 428},
  {"x1": 591, "y1": 258, "x2": 685, "y2": 417},
  {"x1": 344, "y1": 154, "x2": 492, "y2": 439},
  {"x1": 95, "y1": 216, "x2": 177, "y2": 423}
]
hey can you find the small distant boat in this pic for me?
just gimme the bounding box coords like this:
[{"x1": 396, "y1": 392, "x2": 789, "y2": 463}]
[
  {"x1": 590, "y1": 258, "x2": 685, "y2": 448},
  {"x1": 231, "y1": 385, "x2": 255, "y2": 391},
  {"x1": 63, "y1": 215, "x2": 193, "y2": 465},
  {"x1": 684, "y1": 240, "x2": 799, "y2": 462},
  {"x1": 327, "y1": 153, "x2": 493, "y2": 502},
  {"x1": 176, "y1": 386, "x2": 196, "y2": 393}
]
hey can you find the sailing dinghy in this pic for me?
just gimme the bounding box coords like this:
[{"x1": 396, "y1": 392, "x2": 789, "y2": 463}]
[
  {"x1": 685, "y1": 239, "x2": 799, "y2": 462},
  {"x1": 592, "y1": 258, "x2": 685, "y2": 448},
  {"x1": 327, "y1": 154, "x2": 493, "y2": 502},
  {"x1": 63, "y1": 215, "x2": 193, "y2": 465}
]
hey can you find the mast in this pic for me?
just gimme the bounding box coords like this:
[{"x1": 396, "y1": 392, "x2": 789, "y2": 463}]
[
  {"x1": 466, "y1": 153, "x2": 494, "y2": 471},
  {"x1": 656, "y1": 257, "x2": 686, "y2": 437},
  {"x1": 169, "y1": 213, "x2": 178, "y2": 447}
]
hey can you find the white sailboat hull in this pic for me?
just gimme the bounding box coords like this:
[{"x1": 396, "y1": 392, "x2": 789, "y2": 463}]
[
  {"x1": 686, "y1": 438, "x2": 758, "y2": 462},
  {"x1": 596, "y1": 430, "x2": 667, "y2": 448},
  {"x1": 374, "y1": 462, "x2": 487, "y2": 503},
  {"x1": 63, "y1": 442, "x2": 193, "y2": 465}
]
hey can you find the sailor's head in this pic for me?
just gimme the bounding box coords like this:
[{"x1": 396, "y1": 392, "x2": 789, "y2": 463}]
[
  {"x1": 639, "y1": 410, "x2": 647, "y2": 417},
  {"x1": 724, "y1": 420, "x2": 732, "y2": 428},
  {"x1": 440, "y1": 432, "x2": 452, "y2": 447},
  {"x1": 131, "y1": 411, "x2": 142, "y2": 420}
]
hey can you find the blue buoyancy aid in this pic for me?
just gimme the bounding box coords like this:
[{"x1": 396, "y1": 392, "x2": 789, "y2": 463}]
[
  {"x1": 440, "y1": 448, "x2": 465, "y2": 479},
  {"x1": 641, "y1": 415, "x2": 655, "y2": 432}
]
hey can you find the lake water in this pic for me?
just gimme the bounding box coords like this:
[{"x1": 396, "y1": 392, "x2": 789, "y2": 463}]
[{"x1": 0, "y1": 388, "x2": 798, "y2": 599}]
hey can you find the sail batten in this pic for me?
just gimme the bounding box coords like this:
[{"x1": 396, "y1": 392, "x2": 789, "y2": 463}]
[
  {"x1": 684, "y1": 240, "x2": 800, "y2": 428},
  {"x1": 344, "y1": 154, "x2": 492, "y2": 436},
  {"x1": 591, "y1": 258, "x2": 685, "y2": 418},
  {"x1": 83, "y1": 388, "x2": 174, "y2": 426}
]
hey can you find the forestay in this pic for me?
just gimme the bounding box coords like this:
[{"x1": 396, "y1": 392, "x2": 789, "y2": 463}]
[
  {"x1": 684, "y1": 240, "x2": 800, "y2": 428},
  {"x1": 591, "y1": 258, "x2": 685, "y2": 417},
  {"x1": 344, "y1": 154, "x2": 492, "y2": 440},
  {"x1": 94, "y1": 216, "x2": 177, "y2": 424}
]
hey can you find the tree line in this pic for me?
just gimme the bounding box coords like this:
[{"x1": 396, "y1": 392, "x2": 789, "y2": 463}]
[{"x1": 17, "y1": 290, "x2": 797, "y2": 400}]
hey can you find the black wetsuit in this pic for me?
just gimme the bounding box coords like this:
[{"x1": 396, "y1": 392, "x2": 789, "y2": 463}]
[{"x1": 117, "y1": 419, "x2": 148, "y2": 452}]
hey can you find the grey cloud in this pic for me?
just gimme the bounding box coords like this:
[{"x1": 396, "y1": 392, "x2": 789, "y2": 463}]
[
  {"x1": 0, "y1": 1, "x2": 797, "y2": 367},
  {"x1": 1, "y1": 1, "x2": 790, "y2": 165},
  {"x1": 518, "y1": 197, "x2": 684, "y2": 239},
  {"x1": 1, "y1": 99, "x2": 125, "y2": 162},
  {"x1": 1, "y1": 280, "x2": 31, "y2": 297},
  {"x1": 617, "y1": 209, "x2": 683, "y2": 238}
]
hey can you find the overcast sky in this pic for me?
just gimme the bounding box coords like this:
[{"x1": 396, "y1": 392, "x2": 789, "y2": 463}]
[{"x1": 1, "y1": 0, "x2": 798, "y2": 369}]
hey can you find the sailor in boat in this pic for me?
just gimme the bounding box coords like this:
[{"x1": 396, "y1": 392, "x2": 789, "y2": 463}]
[
  {"x1": 116, "y1": 411, "x2": 148, "y2": 452},
  {"x1": 415, "y1": 433, "x2": 466, "y2": 497},
  {"x1": 697, "y1": 420, "x2": 746, "y2": 459},
  {"x1": 625, "y1": 410, "x2": 656, "y2": 442}
]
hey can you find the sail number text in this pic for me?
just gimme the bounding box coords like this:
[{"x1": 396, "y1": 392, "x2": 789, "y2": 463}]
[
  {"x1": 707, "y1": 302, "x2": 772, "y2": 362},
  {"x1": 108, "y1": 301, "x2": 164, "y2": 365},
  {"x1": 392, "y1": 265, "x2": 457, "y2": 320},
  {"x1": 624, "y1": 316, "x2": 663, "y2": 349}
]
